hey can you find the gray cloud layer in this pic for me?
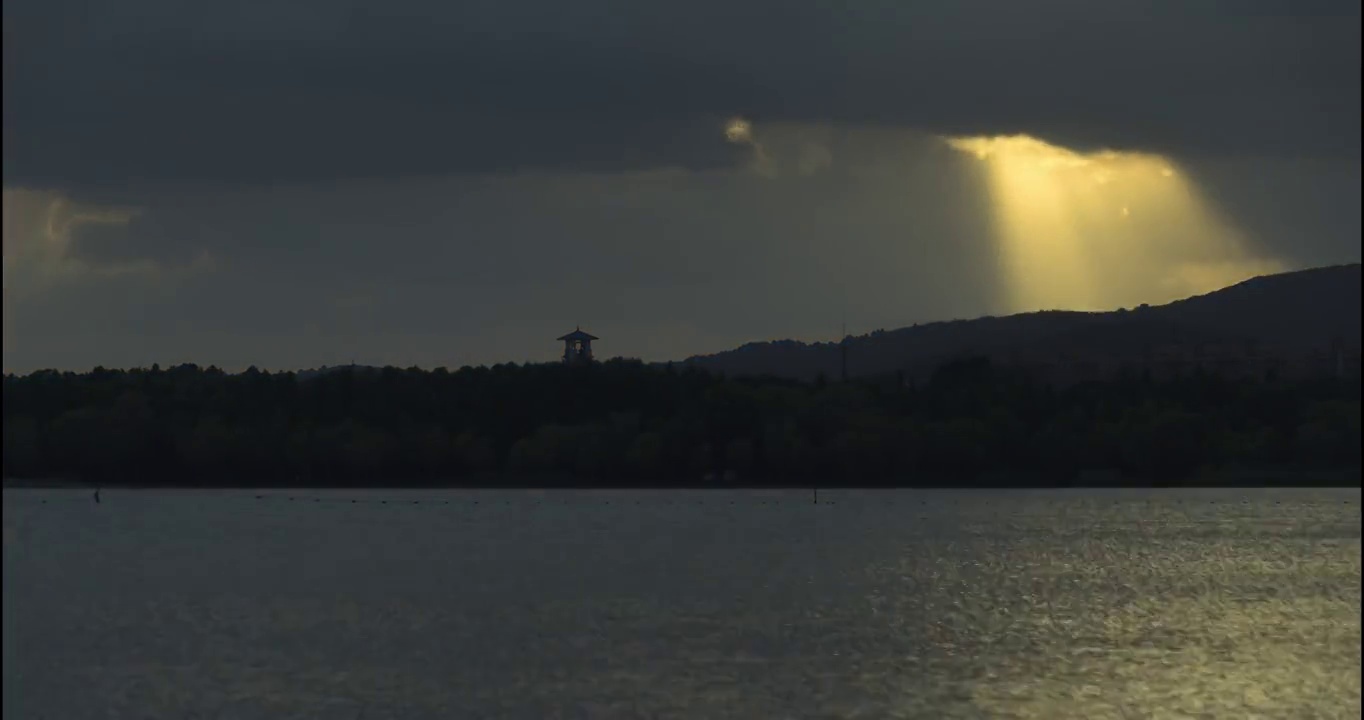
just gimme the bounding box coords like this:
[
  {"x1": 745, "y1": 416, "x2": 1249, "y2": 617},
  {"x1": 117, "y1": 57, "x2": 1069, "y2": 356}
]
[
  {"x1": 7, "y1": 128, "x2": 1357, "y2": 373},
  {"x1": 5, "y1": 0, "x2": 1360, "y2": 191},
  {"x1": 3, "y1": 1, "x2": 1360, "y2": 373}
]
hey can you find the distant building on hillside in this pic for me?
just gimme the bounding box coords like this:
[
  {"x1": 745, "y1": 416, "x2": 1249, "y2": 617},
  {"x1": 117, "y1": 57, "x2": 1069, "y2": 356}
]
[{"x1": 558, "y1": 327, "x2": 598, "y2": 365}]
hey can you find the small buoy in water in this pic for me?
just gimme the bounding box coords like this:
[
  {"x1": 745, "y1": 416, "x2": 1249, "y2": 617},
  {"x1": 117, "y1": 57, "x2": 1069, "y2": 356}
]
[{"x1": 93, "y1": 488, "x2": 101, "y2": 505}]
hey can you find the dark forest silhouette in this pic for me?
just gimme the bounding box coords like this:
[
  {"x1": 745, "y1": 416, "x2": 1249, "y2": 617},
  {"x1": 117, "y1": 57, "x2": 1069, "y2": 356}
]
[
  {"x1": 685, "y1": 264, "x2": 1362, "y2": 382},
  {"x1": 3, "y1": 358, "x2": 1358, "y2": 487}
]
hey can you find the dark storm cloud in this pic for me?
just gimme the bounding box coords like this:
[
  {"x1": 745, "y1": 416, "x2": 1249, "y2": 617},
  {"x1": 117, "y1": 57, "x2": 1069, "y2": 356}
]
[
  {"x1": 4, "y1": 0, "x2": 1359, "y2": 191},
  {"x1": 3, "y1": 132, "x2": 1006, "y2": 372},
  {"x1": 4, "y1": 1, "x2": 1359, "y2": 374}
]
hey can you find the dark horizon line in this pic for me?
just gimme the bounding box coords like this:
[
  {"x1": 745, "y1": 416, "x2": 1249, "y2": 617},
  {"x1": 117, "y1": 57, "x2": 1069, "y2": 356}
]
[
  {"x1": 7, "y1": 478, "x2": 1361, "y2": 492},
  {"x1": 4, "y1": 260, "x2": 1359, "y2": 377}
]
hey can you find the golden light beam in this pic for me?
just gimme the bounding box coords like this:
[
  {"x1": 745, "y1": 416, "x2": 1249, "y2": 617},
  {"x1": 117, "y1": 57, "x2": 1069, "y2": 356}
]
[{"x1": 945, "y1": 135, "x2": 1284, "y2": 312}]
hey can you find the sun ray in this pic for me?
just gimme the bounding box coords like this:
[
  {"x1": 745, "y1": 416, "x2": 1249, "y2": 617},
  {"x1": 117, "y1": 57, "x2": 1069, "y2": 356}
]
[{"x1": 945, "y1": 135, "x2": 1284, "y2": 312}]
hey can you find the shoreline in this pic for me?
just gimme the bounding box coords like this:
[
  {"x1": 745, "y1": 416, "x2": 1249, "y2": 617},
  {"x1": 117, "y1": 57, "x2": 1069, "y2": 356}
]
[{"x1": 6, "y1": 470, "x2": 1359, "y2": 492}]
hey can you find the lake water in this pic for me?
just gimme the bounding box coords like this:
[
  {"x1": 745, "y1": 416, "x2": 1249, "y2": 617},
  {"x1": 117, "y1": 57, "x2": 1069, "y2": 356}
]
[{"x1": 3, "y1": 488, "x2": 1360, "y2": 719}]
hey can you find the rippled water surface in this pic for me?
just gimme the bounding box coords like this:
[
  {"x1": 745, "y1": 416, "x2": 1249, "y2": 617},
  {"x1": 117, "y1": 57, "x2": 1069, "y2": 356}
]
[{"x1": 4, "y1": 488, "x2": 1360, "y2": 719}]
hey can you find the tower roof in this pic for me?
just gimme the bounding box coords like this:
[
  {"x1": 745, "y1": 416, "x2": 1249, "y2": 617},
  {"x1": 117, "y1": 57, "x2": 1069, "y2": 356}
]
[{"x1": 557, "y1": 327, "x2": 598, "y2": 342}]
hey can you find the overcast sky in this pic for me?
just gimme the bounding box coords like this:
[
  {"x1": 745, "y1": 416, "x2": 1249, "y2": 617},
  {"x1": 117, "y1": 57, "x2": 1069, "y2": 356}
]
[{"x1": 4, "y1": 0, "x2": 1360, "y2": 372}]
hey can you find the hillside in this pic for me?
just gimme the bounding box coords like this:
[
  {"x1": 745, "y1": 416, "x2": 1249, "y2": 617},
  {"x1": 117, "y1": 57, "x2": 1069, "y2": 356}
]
[{"x1": 680, "y1": 264, "x2": 1363, "y2": 382}]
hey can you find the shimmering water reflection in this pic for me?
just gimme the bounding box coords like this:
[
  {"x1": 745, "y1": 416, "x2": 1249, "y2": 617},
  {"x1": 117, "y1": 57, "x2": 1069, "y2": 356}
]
[{"x1": 4, "y1": 488, "x2": 1359, "y2": 719}]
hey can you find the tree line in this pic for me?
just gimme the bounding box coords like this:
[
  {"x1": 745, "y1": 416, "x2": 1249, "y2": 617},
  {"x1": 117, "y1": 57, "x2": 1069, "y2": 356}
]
[{"x1": 2, "y1": 359, "x2": 1359, "y2": 487}]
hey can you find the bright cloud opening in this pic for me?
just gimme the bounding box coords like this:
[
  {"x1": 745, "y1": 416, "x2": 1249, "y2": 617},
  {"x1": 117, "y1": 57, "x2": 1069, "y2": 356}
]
[{"x1": 724, "y1": 117, "x2": 754, "y2": 144}]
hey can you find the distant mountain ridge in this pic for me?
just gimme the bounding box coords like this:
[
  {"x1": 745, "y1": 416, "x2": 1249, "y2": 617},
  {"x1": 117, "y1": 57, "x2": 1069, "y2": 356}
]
[{"x1": 679, "y1": 264, "x2": 1363, "y2": 382}]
